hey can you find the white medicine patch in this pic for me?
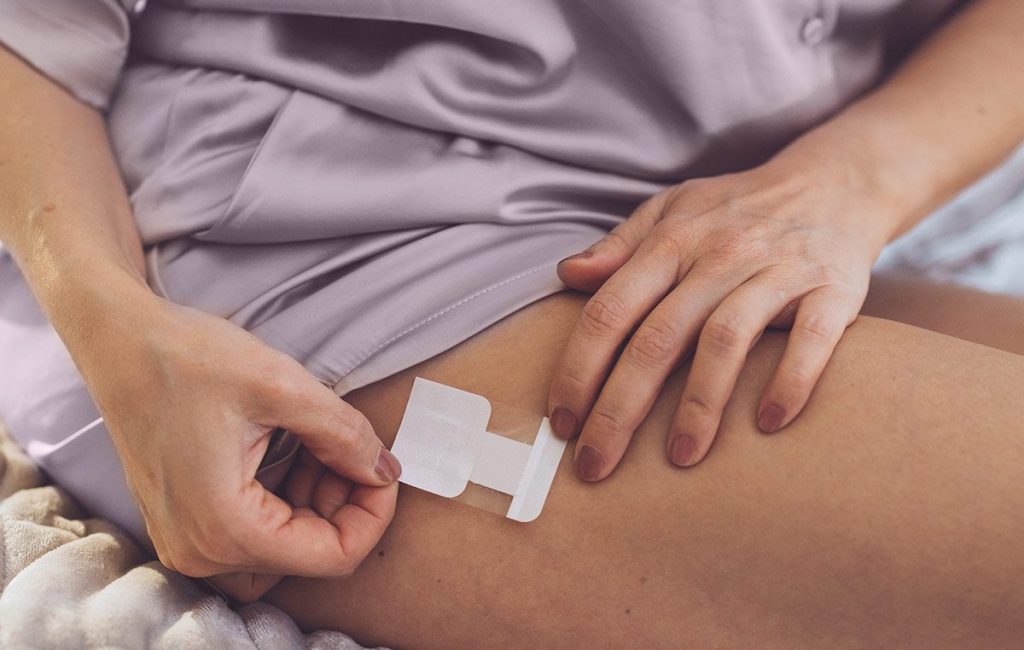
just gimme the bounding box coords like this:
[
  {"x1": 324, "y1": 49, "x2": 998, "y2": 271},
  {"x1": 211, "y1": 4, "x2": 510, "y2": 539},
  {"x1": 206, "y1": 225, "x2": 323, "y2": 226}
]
[{"x1": 390, "y1": 377, "x2": 567, "y2": 522}]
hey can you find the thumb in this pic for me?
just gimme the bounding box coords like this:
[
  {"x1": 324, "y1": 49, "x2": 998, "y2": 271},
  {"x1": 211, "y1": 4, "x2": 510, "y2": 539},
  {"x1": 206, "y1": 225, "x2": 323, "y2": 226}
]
[
  {"x1": 262, "y1": 369, "x2": 401, "y2": 488},
  {"x1": 557, "y1": 192, "x2": 667, "y2": 293}
]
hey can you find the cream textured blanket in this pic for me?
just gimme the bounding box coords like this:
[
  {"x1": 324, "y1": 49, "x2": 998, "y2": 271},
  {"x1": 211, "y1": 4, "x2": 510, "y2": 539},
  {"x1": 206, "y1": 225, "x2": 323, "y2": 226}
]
[{"x1": 0, "y1": 425, "x2": 372, "y2": 649}]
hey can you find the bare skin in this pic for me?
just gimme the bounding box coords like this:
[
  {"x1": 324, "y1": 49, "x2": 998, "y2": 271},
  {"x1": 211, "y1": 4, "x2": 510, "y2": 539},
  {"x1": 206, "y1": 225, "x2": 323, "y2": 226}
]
[
  {"x1": 263, "y1": 284, "x2": 1024, "y2": 648},
  {"x1": 549, "y1": 0, "x2": 1024, "y2": 480},
  {"x1": 2, "y1": 0, "x2": 1023, "y2": 621},
  {"x1": 863, "y1": 273, "x2": 1024, "y2": 354}
]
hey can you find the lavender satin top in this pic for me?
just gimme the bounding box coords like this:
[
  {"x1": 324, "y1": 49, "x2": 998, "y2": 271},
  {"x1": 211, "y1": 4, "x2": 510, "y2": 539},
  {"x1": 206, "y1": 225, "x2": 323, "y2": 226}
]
[{"x1": 1, "y1": 0, "x2": 962, "y2": 393}]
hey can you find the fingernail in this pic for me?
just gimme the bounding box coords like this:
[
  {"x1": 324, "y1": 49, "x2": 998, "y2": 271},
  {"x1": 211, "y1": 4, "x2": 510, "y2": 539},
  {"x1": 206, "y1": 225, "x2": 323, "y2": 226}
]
[
  {"x1": 550, "y1": 406, "x2": 579, "y2": 439},
  {"x1": 375, "y1": 447, "x2": 402, "y2": 482},
  {"x1": 575, "y1": 445, "x2": 606, "y2": 481},
  {"x1": 557, "y1": 250, "x2": 593, "y2": 266},
  {"x1": 668, "y1": 434, "x2": 698, "y2": 467},
  {"x1": 757, "y1": 404, "x2": 786, "y2": 434}
]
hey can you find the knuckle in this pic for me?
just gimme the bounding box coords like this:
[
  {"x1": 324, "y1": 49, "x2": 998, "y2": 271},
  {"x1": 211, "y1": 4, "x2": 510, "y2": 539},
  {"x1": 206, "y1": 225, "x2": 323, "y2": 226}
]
[
  {"x1": 600, "y1": 229, "x2": 633, "y2": 254},
  {"x1": 777, "y1": 361, "x2": 816, "y2": 392},
  {"x1": 311, "y1": 406, "x2": 370, "y2": 457},
  {"x1": 771, "y1": 286, "x2": 793, "y2": 306},
  {"x1": 650, "y1": 223, "x2": 688, "y2": 256},
  {"x1": 702, "y1": 312, "x2": 749, "y2": 357},
  {"x1": 552, "y1": 362, "x2": 591, "y2": 400},
  {"x1": 261, "y1": 372, "x2": 300, "y2": 403},
  {"x1": 588, "y1": 404, "x2": 631, "y2": 435},
  {"x1": 796, "y1": 311, "x2": 836, "y2": 342},
  {"x1": 708, "y1": 229, "x2": 751, "y2": 262},
  {"x1": 746, "y1": 232, "x2": 773, "y2": 259},
  {"x1": 561, "y1": 362, "x2": 591, "y2": 393},
  {"x1": 744, "y1": 217, "x2": 773, "y2": 242},
  {"x1": 579, "y1": 292, "x2": 632, "y2": 339},
  {"x1": 628, "y1": 320, "x2": 681, "y2": 367},
  {"x1": 678, "y1": 392, "x2": 716, "y2": 422},
  {"x1": 719, "y1": 195, "x2": 752, "y2": 220},
  {"x1": 330, "y1": 405, "x2": 369, "y2": 439},
  {"x1": 806, "y1": 262, "x2": 833, "y2": 284}
]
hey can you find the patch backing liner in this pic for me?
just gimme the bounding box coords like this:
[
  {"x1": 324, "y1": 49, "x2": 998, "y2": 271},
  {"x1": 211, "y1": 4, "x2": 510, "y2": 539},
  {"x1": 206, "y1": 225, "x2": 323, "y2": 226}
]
[{"x1": 390, "y1": 377, "x2": 567, "y2": 522}]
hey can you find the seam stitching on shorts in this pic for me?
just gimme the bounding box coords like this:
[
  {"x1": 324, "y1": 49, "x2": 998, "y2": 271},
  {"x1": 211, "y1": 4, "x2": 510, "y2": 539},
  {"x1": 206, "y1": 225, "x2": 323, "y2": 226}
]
[{"x1": 350, "y1": 261, "x2": 558, "y2": 369}]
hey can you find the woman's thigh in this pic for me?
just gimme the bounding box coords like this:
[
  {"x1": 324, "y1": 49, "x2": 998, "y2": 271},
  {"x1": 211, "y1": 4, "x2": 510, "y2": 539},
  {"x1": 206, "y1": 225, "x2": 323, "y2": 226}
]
[
  {"x1": 264, "y1": 288, "x2": 1024, "y2": 648},
  {"x1": 863, "y1": 273, "x2": 1024, "y2": 355}
]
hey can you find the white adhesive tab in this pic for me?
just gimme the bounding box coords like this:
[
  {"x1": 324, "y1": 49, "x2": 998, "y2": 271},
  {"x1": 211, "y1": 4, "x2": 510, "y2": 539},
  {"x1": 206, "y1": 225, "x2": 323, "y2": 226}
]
[
  {"x1": 391, "y1": 377, "x2": 567, "y2": 522},
  {"x1": 470, "y1": 434, "x2": 532, "y2": 494},
  {"x1": 390, "y1": 377, "x2": 490, "y2": 498}
]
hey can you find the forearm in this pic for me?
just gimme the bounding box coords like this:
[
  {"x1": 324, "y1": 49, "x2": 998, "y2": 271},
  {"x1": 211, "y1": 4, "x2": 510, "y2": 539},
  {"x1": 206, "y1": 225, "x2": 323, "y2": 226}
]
[
  {"x1": 0, "y1": 45, "x2": 155, "y2": 353},
  {"x1": 775, "y1": 0, "x2": 1024, "y2": 239}
]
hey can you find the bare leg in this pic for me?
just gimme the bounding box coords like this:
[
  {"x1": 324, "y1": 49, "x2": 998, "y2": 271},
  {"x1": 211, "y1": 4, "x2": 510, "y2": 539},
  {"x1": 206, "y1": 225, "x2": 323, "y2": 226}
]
[
  {"x1": 264, "y1": 287, "x2": 1024, "y2": 649},
  {"x1": 863, "y1": 273, "x2": 1024, "y2": 355}
]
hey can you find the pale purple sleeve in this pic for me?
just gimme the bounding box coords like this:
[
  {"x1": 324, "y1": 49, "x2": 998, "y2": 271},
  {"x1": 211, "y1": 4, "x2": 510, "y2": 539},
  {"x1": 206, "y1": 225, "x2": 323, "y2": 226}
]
[{"x1": 0, "y1": 0, "x2": 134, "y2": 110}]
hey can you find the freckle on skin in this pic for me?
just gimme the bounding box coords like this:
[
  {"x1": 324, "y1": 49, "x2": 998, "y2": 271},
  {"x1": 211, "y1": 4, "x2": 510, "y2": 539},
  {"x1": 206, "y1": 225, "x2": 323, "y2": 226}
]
[
  {"x1": 640, "y1": 576, "x2": 647, "y2": 585},
  {"x1": 625, "y1": 609, "x2": 631, "y2": 615},
  {"x1": 43, "y1": 202, "x2": 56, "y2": 212},
  {"x1": 378, "y1": 550, "x2": 385, "y2": 557}
]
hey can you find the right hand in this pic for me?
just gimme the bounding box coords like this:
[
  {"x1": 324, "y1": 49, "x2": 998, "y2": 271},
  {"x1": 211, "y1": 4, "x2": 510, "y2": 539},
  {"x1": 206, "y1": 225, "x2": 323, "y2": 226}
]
[{"x1": 72, "y1": 292, "x2": 401, "y2": 587}]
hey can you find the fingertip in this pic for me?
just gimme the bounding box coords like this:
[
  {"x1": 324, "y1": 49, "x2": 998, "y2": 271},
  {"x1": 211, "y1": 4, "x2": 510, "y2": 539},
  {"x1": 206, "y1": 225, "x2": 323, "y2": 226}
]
[
  {"x1": 556, "y1": 250, "x2": 593, "y2": 282},
  {"x1": 373, "y1": 446, "x2": 402, "y2": 484},
  {"x1": 556, "y1": 265, "x2": 603, "y2": 295},
  {"x1": 667, "y1": 433, "x2": 701, "y2": 467},
  {"x1": 557, "y1": 250, "x2": 594, "y2": 267},
  {"x1": 672, "y1": 397, "x2": 720, "y2": 466},
  {"x1": 756, "y1": 402, "x2": 786, "y2": 434},
  {"x1": 574, "y1": 444, "x2": 607, "y2": 482},
  {"x1": 549, "y1": 405, "x2": 580, "y2": 440},
  {"x1": 556, "y1": 250, "x2": 623, "y2": 294}
]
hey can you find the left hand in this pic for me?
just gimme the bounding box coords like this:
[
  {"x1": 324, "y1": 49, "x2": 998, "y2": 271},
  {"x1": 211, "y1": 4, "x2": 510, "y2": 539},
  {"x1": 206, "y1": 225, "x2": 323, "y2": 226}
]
[{"x1": 547, "y1": 158, "x2": 897, "y2": 480}]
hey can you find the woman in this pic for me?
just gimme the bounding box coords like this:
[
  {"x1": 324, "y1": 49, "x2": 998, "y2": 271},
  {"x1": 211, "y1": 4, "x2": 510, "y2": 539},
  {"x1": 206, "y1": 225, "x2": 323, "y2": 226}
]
[{"x1": 1, "y1": 0, "x2": 1023, "y2": 645}]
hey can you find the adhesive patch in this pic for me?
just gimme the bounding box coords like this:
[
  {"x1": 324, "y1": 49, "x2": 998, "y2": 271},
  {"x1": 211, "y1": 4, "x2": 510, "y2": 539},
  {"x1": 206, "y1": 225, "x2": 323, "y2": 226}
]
[{"x1": 390, "y1": 377, "x2": 567, "y2": 522}]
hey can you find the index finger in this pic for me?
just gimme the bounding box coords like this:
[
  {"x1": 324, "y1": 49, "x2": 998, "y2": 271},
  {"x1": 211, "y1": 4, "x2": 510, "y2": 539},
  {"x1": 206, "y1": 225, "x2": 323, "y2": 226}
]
[
  {"x1": 262, "y1": 368, "x2": 400, "y2": 488},
  {"x1": 547, "y1": 239, "x2": 681, "y2": 440}
]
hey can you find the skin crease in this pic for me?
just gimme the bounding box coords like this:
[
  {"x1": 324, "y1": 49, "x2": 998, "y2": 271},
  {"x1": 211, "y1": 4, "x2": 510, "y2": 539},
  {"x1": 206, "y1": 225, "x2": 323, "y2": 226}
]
[{"x1": 0, "y1": 0, "x2": 1022, "y2": 616}]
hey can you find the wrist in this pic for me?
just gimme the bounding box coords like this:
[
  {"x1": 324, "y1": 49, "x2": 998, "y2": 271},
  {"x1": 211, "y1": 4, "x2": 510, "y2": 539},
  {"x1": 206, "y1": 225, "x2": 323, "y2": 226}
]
[
  {"x1": 761, "y1": 127, "x2": 913, "y2": 256},
  {"x1": 774, "y1": 102, "x2": 966, "y2": 248},
  {"x1": 20, "y1": 247, "x2": 162, "y2": 359}
]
